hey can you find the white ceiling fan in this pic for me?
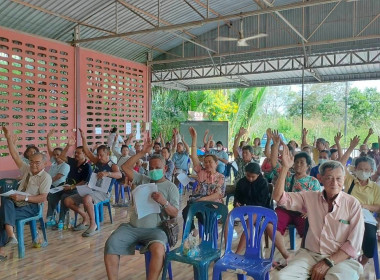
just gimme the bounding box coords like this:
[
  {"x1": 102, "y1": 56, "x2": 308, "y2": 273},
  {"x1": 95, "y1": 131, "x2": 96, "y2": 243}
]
[{"x1": 215, "y1": 18, "x2": 268, "y2": 47}]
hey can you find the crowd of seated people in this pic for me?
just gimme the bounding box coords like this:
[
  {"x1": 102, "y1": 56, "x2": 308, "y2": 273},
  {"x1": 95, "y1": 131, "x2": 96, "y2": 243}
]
[{"x1": 1, "y1": 123, "x2": 380, "y2": 280}]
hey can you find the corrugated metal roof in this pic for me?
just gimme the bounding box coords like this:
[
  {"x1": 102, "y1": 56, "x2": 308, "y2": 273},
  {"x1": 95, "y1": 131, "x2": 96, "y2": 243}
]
[{"x1": 0, "y1": 0, "x2": 379, "y2": 89}]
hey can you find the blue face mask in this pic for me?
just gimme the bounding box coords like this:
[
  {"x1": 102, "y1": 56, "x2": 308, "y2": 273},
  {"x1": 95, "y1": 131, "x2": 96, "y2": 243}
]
[{"x1": 149, "y1": 169, "x2": 164, "y2": 181}]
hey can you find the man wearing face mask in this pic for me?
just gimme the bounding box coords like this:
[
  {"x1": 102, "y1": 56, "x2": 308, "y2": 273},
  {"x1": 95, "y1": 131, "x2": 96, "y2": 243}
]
[
  {"x1": 206, "y1": 140, "x2": 229, "y2": 174},
  {"x1": 310, "y1": 150, "x2": 331, "y2": 184},
  {"x1": 104, "y1": 136, "x2": 179, "y2": 280}
]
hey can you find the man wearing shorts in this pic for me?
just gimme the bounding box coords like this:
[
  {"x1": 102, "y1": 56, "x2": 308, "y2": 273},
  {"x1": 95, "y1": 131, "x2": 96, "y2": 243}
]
[{"x1": 104, "y1": 137, "x2": 179, "y2": 280}]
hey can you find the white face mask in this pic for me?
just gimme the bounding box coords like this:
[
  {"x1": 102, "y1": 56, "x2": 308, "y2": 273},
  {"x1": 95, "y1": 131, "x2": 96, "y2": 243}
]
[
  {"x1": 318, "y1": 159, "x2": 327, "y2": 165},
  {"x1": 355, "y1": 170, "x2": 372, "y2": 181},
  {"x1": 216, "y1": 146, "x2": 222, "y2": 151}
]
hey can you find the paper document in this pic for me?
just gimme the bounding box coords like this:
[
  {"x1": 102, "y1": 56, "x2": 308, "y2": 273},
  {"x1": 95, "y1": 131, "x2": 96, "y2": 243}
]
[
  {"x1": 231, "y1": 161, "x2": 238, "y2": 171},
  {"x1": 125, "y1": 123, "x2": 132, "y2": 134},
  {"x1": 88, "y1": 173, "x2": 112, "y2": 193},
  {"x1": 76, "y1": 173, "x2": 113, "y2": 197},
  {"x1": 177, "y1": 173, "x2": 191, "y2": 187},
  {"x1": 132, "y1": 183, "x2": 160, "y2": 219},
  {"x1": 95, "y1": 127, "x2": 102, "y2": 135},
  {"x1": 362, "y1": 208, "x2": 377, "y2": 226},
  {"x1": 49, "y1": 186, "x2": 64, "y2": 194},
  {"x1": 0, "y1": 190, "x2": 30, "y2": 197},
  {"x1": 135, "y1": 123, "x2": 141, "y2": 140},
  {"x1": 76, "y1": 185, "x2": 94, "y2": 197}
]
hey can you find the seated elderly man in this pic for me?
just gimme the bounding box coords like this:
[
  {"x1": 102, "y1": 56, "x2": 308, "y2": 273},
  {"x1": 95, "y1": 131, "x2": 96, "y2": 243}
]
[
  {"x1": 0, "y1": 127, "x2": 52, "y2": 260},
  {"x1": 272, "y1": 144, "x2": 364, "y2": 280},
  {"x1": 64, "y1": 129, "x2": 121, "y2": 237},
  {"x1": 104, "y1": 137, "x2": 179, "y2": 280}
]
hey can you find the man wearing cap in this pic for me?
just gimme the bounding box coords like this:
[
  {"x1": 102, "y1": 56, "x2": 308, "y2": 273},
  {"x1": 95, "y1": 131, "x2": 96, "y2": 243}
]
[{"x1": 206, "y1": 140, "x2": 229, "y2": 174}]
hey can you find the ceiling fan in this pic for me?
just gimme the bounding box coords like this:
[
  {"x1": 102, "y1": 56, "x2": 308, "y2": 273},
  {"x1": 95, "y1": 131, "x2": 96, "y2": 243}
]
[{"x1": 215, "y1": 18, "x2": 268, "y2": 47}]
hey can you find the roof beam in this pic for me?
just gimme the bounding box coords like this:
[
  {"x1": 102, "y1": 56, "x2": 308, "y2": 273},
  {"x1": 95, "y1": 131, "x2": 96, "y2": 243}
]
[
  {"x1": 307, "y1": 1, "x2": 342, "y2": 40},
  {"x1": 356, "y1": 13, "x2": 380, "y2": 37},
  {"x1": 10, "y1": 0, "x2": 180, "y2": 58},
  {"x1": 260, "y1": 0, "x2": 307, "y2": 42},
  {"x1": 151, "y1": 48, "x2": 380, "y2": 83},
  {"x1": 149, "y1": 34, "x2": 380, "y2": 65},
  {"x1": 71, "y1": 0, "x2": 344, "y2": 44},
  {"x1": 117, "y1": 0, "x2": 197, "y2": 39},
  {"x1": 183, "y1": 0, "x2": 205, "y2": 19}
]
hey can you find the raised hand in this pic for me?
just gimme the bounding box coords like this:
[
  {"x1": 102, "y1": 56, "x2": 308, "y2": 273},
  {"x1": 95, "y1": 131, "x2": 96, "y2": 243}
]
[
  {"x1": 67, "y1": 136, "x2": 76, "y2": 147},
  {"x1": 281, "y1": 144, "x2": 294, "y2": 169},
  {"x1": 334, "y1": 132, "x2": 343, "y2": 144},
  {"x1": 78, "y1": 128, "x2": 85, "y2": 139},
  {"x1": 47, "y1": 129, "x2": 56, "y2": 138},
  {"x1": 368, "y1": 128, "x2": 374, "y2": 135},
  {"x1": 302, "y1": 128, "x2": 308, "y2": 138},
  {"x1": 189, "y1": 126, "x2": 197, "y2": 138},
  {"x1": 266, "y1": 128, "x2": 272, "y2": 139},
  {"x1": 208, "y1": 134, "x2": 213, "y2": 141},
  {"x1": 142, "y1": 137, "x2": 154, "y2": 154},
  {"x1": 2, "y1": 126, "x2": 10, "y2": 139},
  {"x1": 349, "y1": 135, "x2": 360, "y2": 149},
  {"x1": 272, "y1": 130, "x2": 281, "y2": 145},
  {"x1": 204, "y1": 129, "x2": 209, "y2": 135},
  {"x1": 238, "y1": 127, "x2": 247, "y2": 136}
]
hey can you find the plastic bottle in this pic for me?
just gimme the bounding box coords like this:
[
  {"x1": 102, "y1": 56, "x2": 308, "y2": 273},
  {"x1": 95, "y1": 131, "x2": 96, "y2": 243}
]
[
  {"x1": 33, "y1": 231, "x2": 42, "y2": 248},
  {"x1": 64, "y1": 212, "x2": 70, "y2": 230},
  {"x1": 58, "y1": 220, "x2": 64, "y2": 230}
]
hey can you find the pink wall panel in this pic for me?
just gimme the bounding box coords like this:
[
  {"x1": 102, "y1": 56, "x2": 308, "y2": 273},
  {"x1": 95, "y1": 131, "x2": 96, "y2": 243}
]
[
  {"x1": 78, "y1": 48, "x2": 149, "y2": 146},
  {"x1": 0, "y1": 28, "x2": 75, "y2": 176},
  {"x1": 0, "y1": 28, "x2": 150, "y2": 177}
]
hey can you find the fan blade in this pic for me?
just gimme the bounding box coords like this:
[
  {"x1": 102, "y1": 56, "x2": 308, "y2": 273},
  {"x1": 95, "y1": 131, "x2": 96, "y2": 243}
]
[
  {"x1": 215, "y1": 36, "x2": 238, "y2": 42},
  {"x1": 237, "y1": 40, "x2": 249, "y2": 47},
  {"x1": 243, "y1": 33, "x2": 268, "y2": 41}
]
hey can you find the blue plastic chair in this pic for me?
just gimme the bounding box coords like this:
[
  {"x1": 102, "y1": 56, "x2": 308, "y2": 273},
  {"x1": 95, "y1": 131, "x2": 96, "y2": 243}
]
[
  {"x1": 212, "y1": 206, "x2": 278, "y2": 280},
  {"x1": 74, "y1": 198, "x2": 113, "y2": 230},
  {"x1": 288, "y1": 224, "x2": 296, "y2": 250},
  {"x1": 162, "y1": 201, "x2": 228, "y2": 280},
  {"x1": 114, "y1": 181, "x2": 131, "y2": 204},
  {"x1": 16, "y1": 203, "x2": 48, "y2": 258},
  {"x1": 135, "y1": 243, "x2": 173, "y2": 280}
]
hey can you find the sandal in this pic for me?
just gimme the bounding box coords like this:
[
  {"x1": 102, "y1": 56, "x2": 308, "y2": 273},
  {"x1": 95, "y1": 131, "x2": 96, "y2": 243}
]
[
  {"x1": 81, "y1": 227, "x2": 98, "y2": 237},
  {"x1": 73, "y1": 223, "x2": 88, "y2": 231}
]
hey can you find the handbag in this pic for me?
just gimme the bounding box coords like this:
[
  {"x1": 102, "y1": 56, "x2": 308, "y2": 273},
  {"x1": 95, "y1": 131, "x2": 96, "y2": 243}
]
[{"x1": 160, "y1": 212, "x2": 179, "y2": 248}]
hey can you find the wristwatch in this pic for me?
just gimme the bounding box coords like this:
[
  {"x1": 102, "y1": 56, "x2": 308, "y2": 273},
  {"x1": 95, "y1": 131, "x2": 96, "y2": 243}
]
[
  {"x1": 163, "y1": 201, "x2": 169, "y2": 209},
  {"x1": 24, "y1": 196, "x2": 29, "y2": 202},
  {"x1": 323, "y1": 257, "x2": 335, "y2": 268}
]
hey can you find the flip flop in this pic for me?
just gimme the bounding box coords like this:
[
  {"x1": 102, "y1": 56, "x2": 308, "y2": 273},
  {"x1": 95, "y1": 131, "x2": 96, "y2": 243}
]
[
  {"x1": 81, "y1": 227, "x2": 98, "y2": 237},
  {"x1": 0, "y1": 255, "x2": 7, "y2": 262},
  {"x1": 73, "y1": 223, "x2": 88, "y2": 231}
]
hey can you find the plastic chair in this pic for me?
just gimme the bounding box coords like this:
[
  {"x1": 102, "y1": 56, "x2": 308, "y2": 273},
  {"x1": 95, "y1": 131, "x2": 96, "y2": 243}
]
[
  {"x1": 212, "y1": 206, "x2": 278, "y2": 280},
  {"x1": 162, "y1": 201, "x2": 228, "y2": 280},
  {"x1": 74, "y1": 198, "x2": 113, "y2": 230},
  {"x1": 114, "y1": 181, "x2": 131, "y2": 204},
  {"x1": 374, "y1": 236, "x2": 380, "y2": 280},
  {"x1": 288, "y1": 224, "x2": 296, "y2": 250},
  {"x1": 0, "y1": 178, "x2": 19, "y2": 193},
  {"x1": 16, "y1": 203, "x2": 48, "y2": 259},
  {"x1": 135, "y1": 243, "x2": 173, "y2": 280}
]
